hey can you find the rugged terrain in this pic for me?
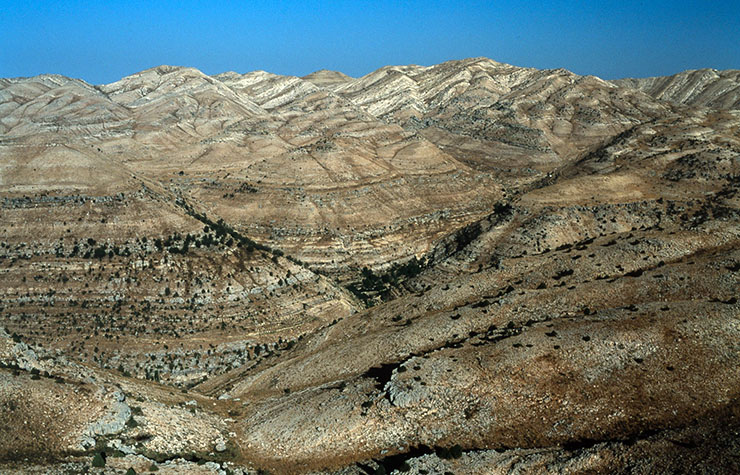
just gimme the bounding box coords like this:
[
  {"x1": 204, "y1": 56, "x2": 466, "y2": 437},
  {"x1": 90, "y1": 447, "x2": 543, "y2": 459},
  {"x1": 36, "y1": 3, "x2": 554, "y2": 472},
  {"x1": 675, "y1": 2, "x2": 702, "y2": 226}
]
[{"x1": 1, "y1": 58, "x2": 739, "y2": 474}]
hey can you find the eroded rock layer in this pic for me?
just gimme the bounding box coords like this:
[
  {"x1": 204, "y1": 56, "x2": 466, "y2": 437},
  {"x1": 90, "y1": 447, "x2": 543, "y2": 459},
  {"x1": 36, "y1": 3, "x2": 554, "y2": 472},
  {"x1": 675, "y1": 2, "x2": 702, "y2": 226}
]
[{"x1": 1, "y1": 58, "x2": 739, "y2": 474}]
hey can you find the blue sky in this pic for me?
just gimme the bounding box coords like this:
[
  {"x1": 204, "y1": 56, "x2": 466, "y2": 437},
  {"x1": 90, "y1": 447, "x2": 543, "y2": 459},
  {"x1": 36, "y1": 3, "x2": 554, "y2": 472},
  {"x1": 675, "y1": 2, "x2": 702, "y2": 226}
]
[{"x1": 1, "y1": 0, "x2": 738, "y2": 83}]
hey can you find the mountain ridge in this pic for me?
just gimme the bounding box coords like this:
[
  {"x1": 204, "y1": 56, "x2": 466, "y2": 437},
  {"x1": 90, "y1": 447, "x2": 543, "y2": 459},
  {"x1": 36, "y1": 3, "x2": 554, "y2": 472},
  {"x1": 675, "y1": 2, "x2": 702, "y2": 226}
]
[
  {"x1": 611, "y1": 67, "x2": 740, "y2": 109},
  {"x1": 1, "y1": 57, "x2": 739, "y2": 474}
]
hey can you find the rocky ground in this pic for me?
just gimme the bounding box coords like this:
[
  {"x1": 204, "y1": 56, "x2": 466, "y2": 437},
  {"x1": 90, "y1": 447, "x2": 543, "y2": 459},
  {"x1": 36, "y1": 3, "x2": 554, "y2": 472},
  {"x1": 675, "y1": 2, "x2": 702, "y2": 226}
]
[{"x1": 1, "y1": 58, "x2": 739, "y2": 473}]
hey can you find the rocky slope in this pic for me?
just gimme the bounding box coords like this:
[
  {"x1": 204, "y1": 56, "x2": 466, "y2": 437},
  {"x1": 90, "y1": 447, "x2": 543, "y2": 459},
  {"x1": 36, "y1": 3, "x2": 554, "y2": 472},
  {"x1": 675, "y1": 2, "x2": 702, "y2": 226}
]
[
  {"x1": 1, "y1": 58, "x2": 739, "y2": 473},
  {"x1": 613, "y1": 68, "x2": 740, "y2": 110}
]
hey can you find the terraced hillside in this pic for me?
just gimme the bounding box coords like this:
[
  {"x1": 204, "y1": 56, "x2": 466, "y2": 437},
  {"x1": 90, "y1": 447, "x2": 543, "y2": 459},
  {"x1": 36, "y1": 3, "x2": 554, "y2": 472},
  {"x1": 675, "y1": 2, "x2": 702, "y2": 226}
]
[{"x1": 1, "y1": 58, "x2": 738, "y2": 474}]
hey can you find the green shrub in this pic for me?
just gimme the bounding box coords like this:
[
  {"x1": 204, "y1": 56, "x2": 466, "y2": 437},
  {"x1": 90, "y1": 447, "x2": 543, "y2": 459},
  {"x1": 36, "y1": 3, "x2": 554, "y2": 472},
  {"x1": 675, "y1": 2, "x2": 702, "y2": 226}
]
[
  {"x1": 450, "y1": 444, "x2": 463, "y2": 458},
  {"x1": 93, "y1": 246, "x2": 107, "y2": 259},
  {"x1": 126, "y1": 415, "x2": 138, "y2": 428},
  {"x1": 91, "y1": 452, "x2": 105, "y2": 467}
]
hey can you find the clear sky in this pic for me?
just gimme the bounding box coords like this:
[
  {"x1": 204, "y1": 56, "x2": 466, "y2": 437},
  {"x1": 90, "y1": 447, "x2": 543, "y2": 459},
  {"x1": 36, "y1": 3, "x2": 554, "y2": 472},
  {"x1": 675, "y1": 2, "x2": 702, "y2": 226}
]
[{"x1": 1, "y1": 0, "x2": 739, "y2": 84}]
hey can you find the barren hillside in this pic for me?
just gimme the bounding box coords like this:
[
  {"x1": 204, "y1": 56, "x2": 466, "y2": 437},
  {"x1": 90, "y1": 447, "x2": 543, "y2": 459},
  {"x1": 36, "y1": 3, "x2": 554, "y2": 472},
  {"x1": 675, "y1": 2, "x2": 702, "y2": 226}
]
[
  {"x1": 1, "y1": 58, "x2": 738, "y2": 474},
  {"x1": 612, "y1": 68, "x2": 740, "y2": 110}
]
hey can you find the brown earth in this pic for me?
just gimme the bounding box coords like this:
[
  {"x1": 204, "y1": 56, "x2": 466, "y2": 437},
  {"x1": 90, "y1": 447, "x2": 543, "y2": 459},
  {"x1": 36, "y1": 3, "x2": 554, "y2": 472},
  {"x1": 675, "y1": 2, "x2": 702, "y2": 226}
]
[{"x1": 0, "y1": 58, "x2": 739, "y2": 473}]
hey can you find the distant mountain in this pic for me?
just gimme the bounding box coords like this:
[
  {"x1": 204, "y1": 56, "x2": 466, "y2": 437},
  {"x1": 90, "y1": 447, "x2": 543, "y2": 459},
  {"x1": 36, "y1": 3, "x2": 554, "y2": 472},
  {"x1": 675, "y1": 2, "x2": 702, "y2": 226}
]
[
  {"x1": 301, "y1": 69, "x2": 353, "y2": 87},
  {"x1": 612, "y1": 68, "x2": 740, "y2": 109},
  {"x1": 3, "y1": 58, "x2": 737, "y2": 277}
]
